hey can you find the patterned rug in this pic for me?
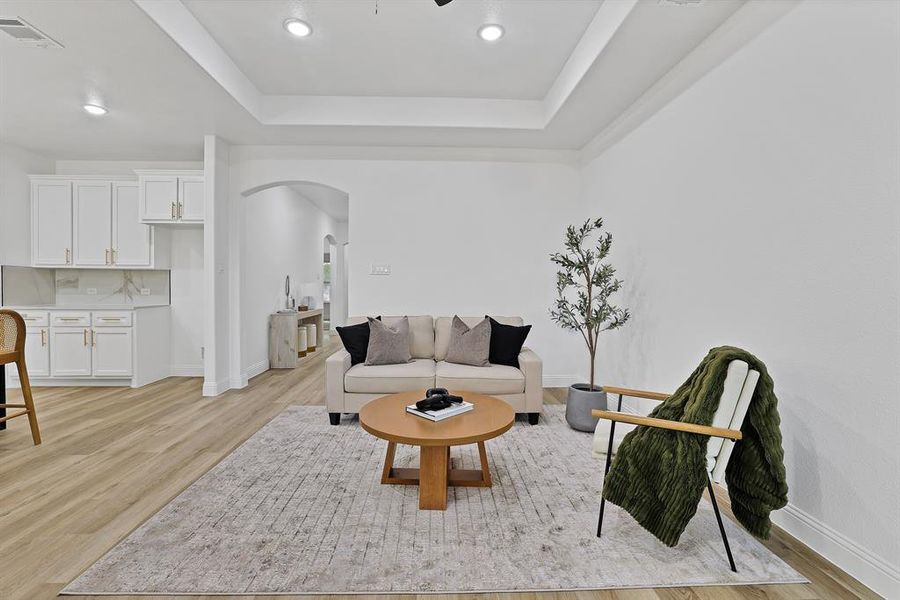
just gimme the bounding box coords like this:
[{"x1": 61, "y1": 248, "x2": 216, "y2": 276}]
[{"x1": 63, "y1": 405, "x2": 805, "y2": 595}]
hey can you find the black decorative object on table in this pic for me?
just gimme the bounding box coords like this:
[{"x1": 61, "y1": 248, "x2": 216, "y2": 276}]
[{"x1": 416, "y1": 388, "x2": 463, "y2": 412}]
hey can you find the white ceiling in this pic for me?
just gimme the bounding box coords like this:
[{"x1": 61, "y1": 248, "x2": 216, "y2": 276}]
[
  {"x1": 183, "y1": 0, "x2": 601, "y2": 99},
  {"x1": 0, "y1": 0, "x2": 777, "y2": 160}
]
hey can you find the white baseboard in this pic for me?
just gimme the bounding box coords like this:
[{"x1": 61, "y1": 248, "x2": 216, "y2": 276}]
[
  {"x1": 229, "y1": 359, "x2": 269, "y2": 389},
  {"x1": 543, "y1": 375, "x2": 581, "y2": 388},
  {"x1": 773, "y1": 502, "x2": 899, "y2": 598},
  {"x1": 201, "y1": 378, "x2": 230, "y2": 397},
  {"x1": 5, "y1": 377, "x2": 131, "y2": 388},
  {"x1": 170, "y1": 364, "x2": 203, "y2": 377}
]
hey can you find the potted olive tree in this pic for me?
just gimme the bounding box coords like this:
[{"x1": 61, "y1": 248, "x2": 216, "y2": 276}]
[{"x1": 550, "y1": 218, "x2": 630, "y2": 431}]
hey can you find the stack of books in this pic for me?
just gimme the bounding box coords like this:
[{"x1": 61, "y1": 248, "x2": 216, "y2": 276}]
[{"x1": 406, "y1": 401, "x2": 474, "y2": 421}]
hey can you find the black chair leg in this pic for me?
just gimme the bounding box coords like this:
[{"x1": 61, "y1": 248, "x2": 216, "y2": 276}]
[
  {"x1": 328, "y1": 412, "x2": 340, "y2": 426},
  {"x1": 707, "y1": 473, "x2": 737, "y2": 572},
  {"x1": 597, "y1": 411, "x2": 617, "y2": 538}
]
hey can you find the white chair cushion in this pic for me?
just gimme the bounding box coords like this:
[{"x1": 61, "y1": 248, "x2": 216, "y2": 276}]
[
  {"x1": 434, "y1": 360, "x2": 525, "y2": 395},
  {"x1": 434, "y1": 315, "x2": 523, "y2": 361},
  {"x1": 344, "y1": 358, "x2": 436, "y2": 393},
  {"x1": 711, "y1": 369, "x2": 760, "y2": 482},
  {"x1": 705, "y1": 360, "x2": 750, "y2": 469},
  {"x1": 348, "y1": 315, "x2": 434, "y2": 359},
  {"x1": 592, "y1": 417, "x2": 637, "y2": 459}
]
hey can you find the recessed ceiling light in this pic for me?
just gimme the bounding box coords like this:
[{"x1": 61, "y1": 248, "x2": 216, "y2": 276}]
[
  {"x1": 83, "y1": 103, "x2": 107, "y2": 116},
  {"x1": 284, "y1": 18, "x2": 312, "y2": 37},
  {"x1": 477, "y1": 24, "x2": 504, "y2": 42}
]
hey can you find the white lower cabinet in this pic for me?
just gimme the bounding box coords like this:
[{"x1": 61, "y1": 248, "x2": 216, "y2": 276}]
[
  {"x1": 23, "y1": 328, "x2": 50, "y2": 377},
  {"x1": 51, "y1": 326, "x2": 93, "y2": 377},
  {"x1": 91, "y1": 327, "x2": 133, "y2": 377},
  {"x1": 9, "y1": 307, "x2": 170, "y2": 388}
]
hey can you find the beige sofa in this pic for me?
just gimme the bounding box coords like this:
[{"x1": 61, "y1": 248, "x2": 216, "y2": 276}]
[{"x1": 326, "y1": 315, "x2": 543, "y2": 425}]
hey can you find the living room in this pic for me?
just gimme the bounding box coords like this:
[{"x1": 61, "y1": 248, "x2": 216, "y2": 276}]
[{"x1": 0, "y1": 1, "x2": 897, "y2": 599}]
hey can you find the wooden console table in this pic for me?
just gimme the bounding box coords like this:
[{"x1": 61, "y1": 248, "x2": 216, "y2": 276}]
[{"x1": 268, "y1": 309, "x2": 324, "y2": 369}]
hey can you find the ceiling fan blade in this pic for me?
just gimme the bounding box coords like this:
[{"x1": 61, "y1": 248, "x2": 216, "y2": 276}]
[{"x1": 434, "y1": 0, "x2": 454, "y2": 6}]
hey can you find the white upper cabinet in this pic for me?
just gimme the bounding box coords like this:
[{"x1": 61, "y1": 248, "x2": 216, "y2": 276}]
[
  {"x1": 178, "y1": 175, "x2": 205, "y2": 222},
  {"x1": 141, "y1": 174, "x2": 179, "y2": 221},
  {"x1": 30, "y1": 176, "x2": 167, "y2": 269},
  {"x1": 31, "y1": 179, "x2": 72, "y2": 266},
  {"x1": 112, "y1": 182, "x2": 152, "y2": 267},
  {"x1": 136, "y1": 170, "x2": 204, "y2": 224},
  {"x1": 73, "y1": 180, "x2": 113, "y2": 266}
]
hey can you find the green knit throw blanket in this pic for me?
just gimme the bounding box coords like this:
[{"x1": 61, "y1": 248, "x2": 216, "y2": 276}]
[{"x1": 601, "y1": 346, "x2": 788, "y2": 547}]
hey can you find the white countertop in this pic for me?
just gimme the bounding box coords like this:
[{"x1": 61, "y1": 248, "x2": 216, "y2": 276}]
[{"x1": 4, "y1": 304, "x2": 170, "y2": 311}]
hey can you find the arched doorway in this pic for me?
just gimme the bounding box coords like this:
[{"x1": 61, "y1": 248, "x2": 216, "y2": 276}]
[{"x1": 237, "y1": 180, "x2": 349, "y2": 377}]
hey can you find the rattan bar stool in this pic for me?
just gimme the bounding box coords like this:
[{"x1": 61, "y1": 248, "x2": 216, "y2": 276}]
[{"x1": 0, "y1": 310, "x2": 42, "y2": 445}]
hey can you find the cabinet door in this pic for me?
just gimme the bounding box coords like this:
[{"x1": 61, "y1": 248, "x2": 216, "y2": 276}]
[
  {"x1": 92, "y1": 327, "x2": 133, "y2": 377},
  {"x1": 73, "y1": 180, "x2": 113, "y2": 266},
  {"x1": 32, "y1": 180, "x2": 72, "y2": 266},
  {"x1": 112, "y1": 182, "x2": 151, "y2": 266},
  {"x1": 50, "y1": 328, "x2": 92, "y2": 377},
  {"x1": 23, "y1": 328, "x2": 50, "y2": 377},
  {"x1": 178, "y1": 176, "x2": 204, "y2": 222},
  {"x1": 141, "y1": 176, "x2": 178, "y2": 221}
]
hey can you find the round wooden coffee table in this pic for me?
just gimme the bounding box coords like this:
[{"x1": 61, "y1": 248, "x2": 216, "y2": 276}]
[{"x1": 359, "y1": 390, "x2": 514, "y2": 510}]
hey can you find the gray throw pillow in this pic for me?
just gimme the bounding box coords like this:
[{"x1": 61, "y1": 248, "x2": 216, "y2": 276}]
[
  {"x1": 445, "y1": 316, "x2": 491, "y2": 367},
  {"x1": 365, "y1": 317, "x2": 412, "y2": 365}
]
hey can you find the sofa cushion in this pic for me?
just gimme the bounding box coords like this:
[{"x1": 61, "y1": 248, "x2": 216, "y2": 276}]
[
  {"x1": 335, "y1": 317, "x2": 379, "y2": 365},
  {"x1": 435, "y1": 361, "x2": 525, "y2": 395},
  {"x1": 349, "y1": 315, "x2": 434, "y2": 359},
  {"x1": 446, "y1": 316, "x2": 491, "y2": 366},
  {"x1": 345, "y1": 359, "x2": 436, "y2": 394},
  {"x1": 486, "y1": 316, "x2": 531, "y2": 368},
  {"x1": 435, "y1": 316, "x2": 523, "y2": 361},
  {"x1": 365, "y1": 317, "x2": 412, "y2": 365}
]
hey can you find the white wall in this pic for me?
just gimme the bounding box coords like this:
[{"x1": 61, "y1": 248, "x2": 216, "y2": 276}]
[
  {"x1": 240, "y1": 185, "x2": 341, "y2": 375},
  {"x1": 169, "y1": 227, "x2": 204, "y2": 375},
  {"x1": 0, "y1": 143, "x2": 54, "y2": 266},
  {"x1": 579, "y1": 1, "x2": 899, "y2": 595},
  {"x1": 229, "y1": 150, "x2": 585, "y2": 382}
]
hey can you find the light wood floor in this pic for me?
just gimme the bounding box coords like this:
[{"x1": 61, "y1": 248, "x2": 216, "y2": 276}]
[{"x1": 0, "y1": 336, "x2": 879, "y2": 600}]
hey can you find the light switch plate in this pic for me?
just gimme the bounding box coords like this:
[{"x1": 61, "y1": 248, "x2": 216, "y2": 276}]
[
  {"x1": 140, "y1": 288, "x2": 151, "y2": 296},
  {"x1": 86, "y1": 288, "x2": 97, "y2": 295},
  {"x1": 370, "y1": 264, "x2": 391, "y2": 275}
]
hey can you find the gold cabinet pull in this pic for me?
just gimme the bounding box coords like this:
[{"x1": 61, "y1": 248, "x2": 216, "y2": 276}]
[
  {"x1": 65, "y1": 248, "x2": 71, "y2": 264},
  {"x1": 41, "y1": 329, "x2": 47, "y2": 346},
  {"x1": 171, "y1": 202, "x2": 176, "y2": 219},
  {"x1": 105, "y1": 248, "x2": 110, "y2": 265},
  {"x1": 83, "y1": 329, "x2": 88, "y2": 346},
  {"x1": 91, "y1": 329, "x2": 96, "y2": 347},
  {"x1": 112, "y1": 248, "x2": 117, "y2": 264}
]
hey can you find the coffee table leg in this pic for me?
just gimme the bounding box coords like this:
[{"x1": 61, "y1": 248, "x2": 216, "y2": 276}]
[
  {"x1": 477, "y1": 441, "x2": 492, "y2": 486},
  {"x1": 419, "y1": 445, "x2": 449, "y2": 510},
  {"x1": 381, "y1": 441, "x2": 397, "y2": 484}
]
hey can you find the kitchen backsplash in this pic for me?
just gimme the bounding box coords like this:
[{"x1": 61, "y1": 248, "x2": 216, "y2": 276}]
[{"x1": 2, "y1": 266, "x2": 170, "y2": 306}]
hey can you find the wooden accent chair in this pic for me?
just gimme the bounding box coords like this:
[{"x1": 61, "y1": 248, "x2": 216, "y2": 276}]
[
  {"x1": 593, "y1": 360, "x2": 760, "y2": 572},
  {"x1": 0, "y1": 310, "x2": 42, "y2": 445}
]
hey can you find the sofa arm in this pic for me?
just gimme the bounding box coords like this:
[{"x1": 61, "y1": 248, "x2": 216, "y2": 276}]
[
  {"x1": 518, "y1": 347, "x2": 543, "y2": 413},
  {"x1": 326, "y1": 349, "x2": 352, "y2": 413}
]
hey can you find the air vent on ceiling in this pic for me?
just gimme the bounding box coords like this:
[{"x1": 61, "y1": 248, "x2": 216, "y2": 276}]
[
  {"x1": 659, "y1": 0, "x2": 702, "y2": 5},
  {"x1": 0, "y1": 17, "x2": 63, "y2": 48}
]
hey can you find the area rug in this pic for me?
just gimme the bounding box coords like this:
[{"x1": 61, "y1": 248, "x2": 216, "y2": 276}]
[{"x1": 63, "y1": 405, "x2": 805, "y2": 595}]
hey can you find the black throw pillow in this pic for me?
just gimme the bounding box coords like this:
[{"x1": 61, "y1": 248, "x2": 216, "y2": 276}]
[
  {"x1": 486, "y1": 316, "x2": 531, "y2": 368},
  {"x1": 336, "y1": 316, "x2": 381, "y2": 365}
]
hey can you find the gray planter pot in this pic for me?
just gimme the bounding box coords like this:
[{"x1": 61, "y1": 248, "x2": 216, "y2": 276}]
[{"x1": 565, "y1": 384, "x2": 608, "y2": 431}]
